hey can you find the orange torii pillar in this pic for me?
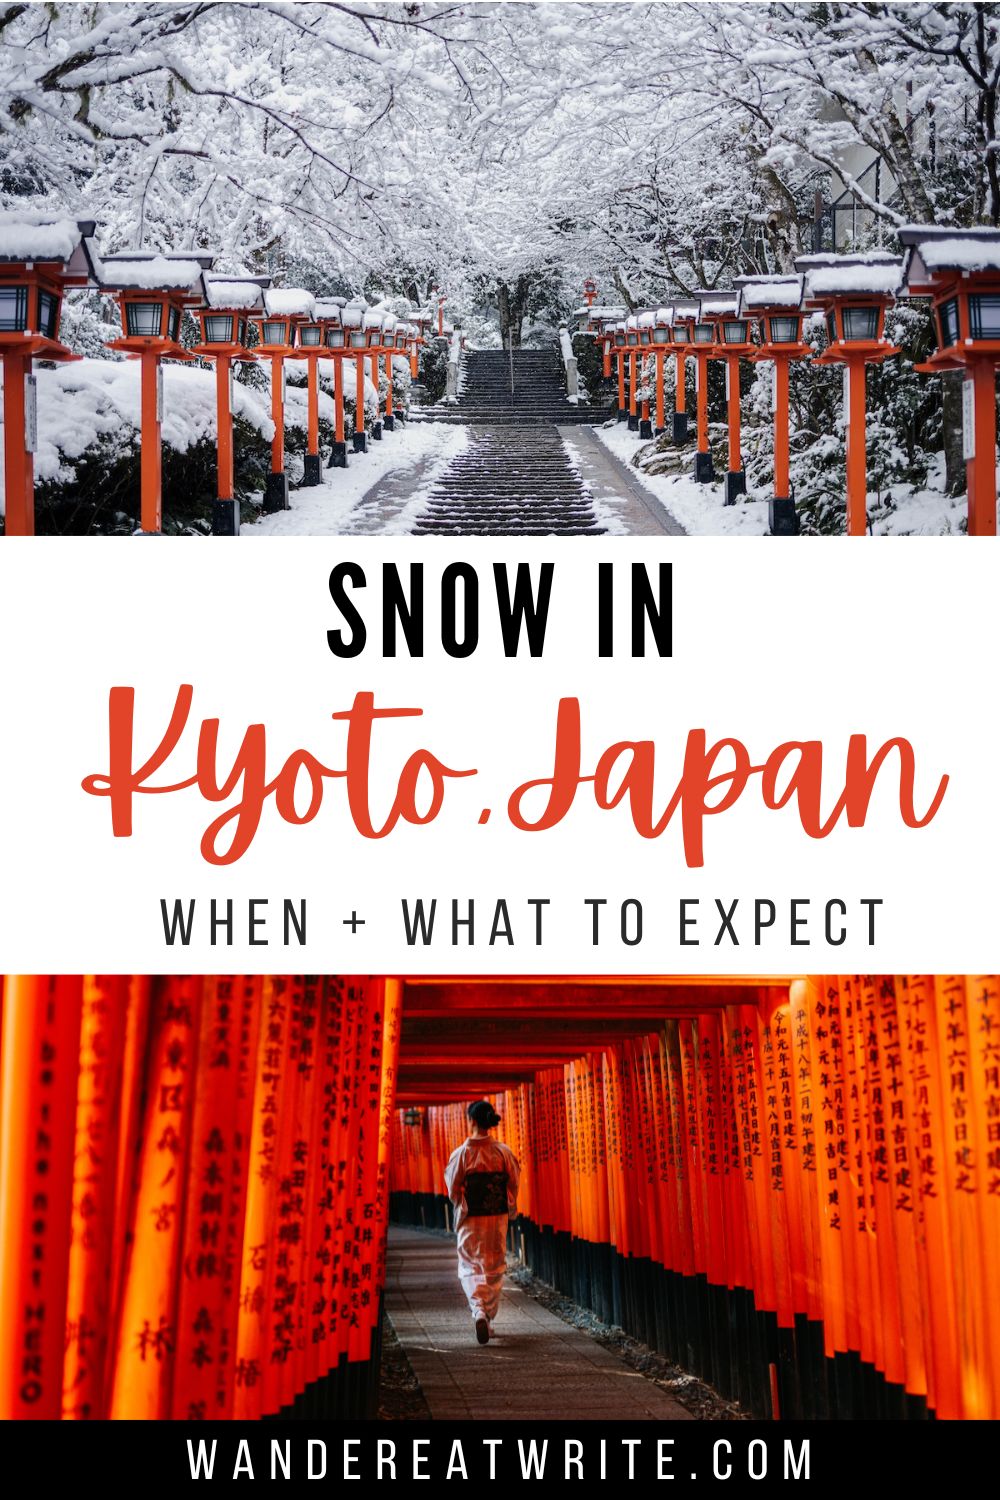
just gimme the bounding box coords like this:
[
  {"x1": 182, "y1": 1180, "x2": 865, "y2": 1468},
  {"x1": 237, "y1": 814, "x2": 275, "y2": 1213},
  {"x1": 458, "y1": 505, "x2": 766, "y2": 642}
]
[
  {"x1": 798, "y1": 251, "x2": 901, "y2": 535},
  {"x1": 249, "y1": 298, "x2": 307, "y2": 512},
  {"x1": 900, "y1": 225, "x2": 1000, "y2": 536},
  {"x1": 100, "y1": 252, "x2": 212, "y2": 534},
  {"x1": 344, "y1": 305, "x2": 370, "y2": 455},
  {"x1": 636, "y1": 319, "x2": 654, "y2": 438},
  {"x1": 193, "y1": 278, "x2": 267, "y2": 535},
  {"x1": 0, "y1": 220, "x2": 98, "y2": 535},
  {"x1": 0, "y1": 977, "x2": 84, "y2": 1418}
]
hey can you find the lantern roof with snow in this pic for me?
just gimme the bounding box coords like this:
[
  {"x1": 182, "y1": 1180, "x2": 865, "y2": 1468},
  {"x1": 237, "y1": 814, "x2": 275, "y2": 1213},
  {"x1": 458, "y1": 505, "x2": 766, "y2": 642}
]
[
  {"x1": 734, "y1": 274, "x2": 803, "y2": 315},
  {"x1": 203, "y1": 274, "x2": 269, "y2": 311},
  {"x1": 698, "y1": 291, "x2": 739, "y2": 319},
  {"x1": 0, "y1": 213, "x2": 99, "y2": 281},
  {"x1": 314, "y1": 296, "x2": 347, "y2": 321},
  {"x1": 670, "y1": 298, "x2": 699, "y2": 321},
  {"x1": 898, "y1": 225, "x2": 1000, "y2": 292},
  {"x1": 637, "y1": 310, "x2": 657, "y2": 328},
  {"x1": 342, "y1": 300, "x2": 367, "y2": 329},
  {"x1": 263, "y1": 286, "x2": 316, "y2": 319},
  {"x1": 796, "y1": 252, "x2": 902, "y2": 303},
  {"x1": 97, "y1": 250, "x2": 214, "y2": 298},
  {"x1": 363, "y1": 310, "x2": 385, "y2": 330}
]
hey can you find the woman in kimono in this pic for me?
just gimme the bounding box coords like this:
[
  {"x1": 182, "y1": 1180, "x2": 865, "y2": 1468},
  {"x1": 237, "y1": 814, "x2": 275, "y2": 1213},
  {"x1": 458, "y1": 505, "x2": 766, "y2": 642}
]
[{"x1": 444, "y1": 1100, "x2": 521, "y2": 1344}]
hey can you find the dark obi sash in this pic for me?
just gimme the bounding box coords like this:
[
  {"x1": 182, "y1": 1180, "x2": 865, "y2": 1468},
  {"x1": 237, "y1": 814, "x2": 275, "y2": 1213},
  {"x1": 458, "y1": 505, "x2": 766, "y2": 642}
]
[{"x1": 464, "y1": 1170, "x2": 509, "y2": 1217}]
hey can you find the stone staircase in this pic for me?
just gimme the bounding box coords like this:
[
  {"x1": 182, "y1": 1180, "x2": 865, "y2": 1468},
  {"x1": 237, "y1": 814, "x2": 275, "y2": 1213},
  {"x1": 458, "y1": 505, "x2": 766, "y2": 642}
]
[
  {"x1": 410, "y1": 426, "x2": 605, "y2": 535},
  {"x1": 412, "y1": 346, "x2": 611, "y2": 425}
]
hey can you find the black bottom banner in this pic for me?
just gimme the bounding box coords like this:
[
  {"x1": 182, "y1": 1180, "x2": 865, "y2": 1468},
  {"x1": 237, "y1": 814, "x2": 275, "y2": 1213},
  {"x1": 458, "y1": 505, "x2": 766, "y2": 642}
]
[{"x1": 0, "y1": 1419, "x2": 980, "y2": 1484}]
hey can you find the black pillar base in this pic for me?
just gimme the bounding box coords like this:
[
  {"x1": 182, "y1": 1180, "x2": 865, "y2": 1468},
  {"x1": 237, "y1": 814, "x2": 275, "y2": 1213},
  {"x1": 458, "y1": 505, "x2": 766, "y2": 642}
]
[
  {"x1": 724, "y1": 468, "x2": 747, "y2": 505},
  {"x1": 639, "y1": 417, "x2": 653, "y2": 438},
  {"x1": 672, "y1": 411, "x2": 688, "y2": 444},
  {"x1": 769, "y1": 495, "x2": 800, "y2": 536},
  {"x1": 263, "y1": 471, "x2": 289, "y2": 513},
  {"x1": 627, "y1": 413, "x2": 638, "y2": 432},
  {"x1": 383, "y1": 413, "x2": 395, "y2": 432},
  {"x1": 654, "y1": 426, "x2": 667, "y2": 437},
  {"x1": 303, "y1": 453, "x2": 322, "y2": 487},
  {"x1": 212, "y1": 498, "x2": 240, "y2": 536},
  {"x1": 328, "y1": 441, "x2": 348, "y2": 469},
  {"x1": 353, "y1": 431, "x2": 368, "y2": 454},
  {"x1": 693, "y1": 449, "x2": 715, "y2": 483},
  {"x1": 616, "y1": 408, "x2": 627, "y2": 423},
  {"x1": 371, "y1": 421, "x2": 383, "y2": 441}
]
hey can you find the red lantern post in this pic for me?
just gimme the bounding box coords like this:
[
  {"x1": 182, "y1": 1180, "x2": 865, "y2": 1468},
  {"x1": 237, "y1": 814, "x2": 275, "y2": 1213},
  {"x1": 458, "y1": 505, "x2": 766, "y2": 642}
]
[
  {"x1": 900, "y1": 226, "x2": 1000, "y2": 537},
  {"x1": 688, "y1": 299, "x2": 718, "y2": 483},
  {"x1": 798, "y1": 252, "x2": 902, "y2": 536},
  {"x1": 193, "y1": 275, "x2": 269, "y2": 535},
  {"x1": 583, "y1": 277, "x2": 598, "y2": 307},
  {"x1": 343, "y1": 301, "x2": 370, "y2": 453},
  {"x1": 99, "y1": 250, "x2": 213, "y2": 534},
  {"x1": 736, "y1": 273, "x2": 810, "y2": 535},
  {"x1": 289, "y1": 292, "x2": 324, "y2": 486},
  {"x1": 247, "y1": 289, "x2": 308, "y2": 510},
  {"x1": 669, "y1": 298, "x2": 697, "y2": 444},
  {"x1": 381, "y1": 315, "x2": 398, "y2": 431},
  {"x1": 636, "y1": 313, "x2": 656, "y2": 437},
  {"x1": 0, "y1": 214, "x2": 98, "y2": 536},
  {"x1": 364, "y1": 311, "x2": 385, "y2": 440},
  {"x1": 625, "y1": 315, "x2": 641, "y2": 431},
  {"x1": 651, "y1": 308, "x2": 672, "y2": 435},
  {"x1": 319, "y1": 299, "x2": 350, "y2": 469},
  {"x1": 611, "y1": 322, "x2": 627, "y2": 421},
  {"x1": 700, "y1": 292, "x2": 754, "y2": 503}
]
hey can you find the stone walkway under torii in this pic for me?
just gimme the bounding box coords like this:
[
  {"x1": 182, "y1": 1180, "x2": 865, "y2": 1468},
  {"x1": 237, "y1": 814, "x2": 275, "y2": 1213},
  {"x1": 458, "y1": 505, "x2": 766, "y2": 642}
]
[{"x1": 383, "y1": 1227, "x2": 693, "y2": 1421}]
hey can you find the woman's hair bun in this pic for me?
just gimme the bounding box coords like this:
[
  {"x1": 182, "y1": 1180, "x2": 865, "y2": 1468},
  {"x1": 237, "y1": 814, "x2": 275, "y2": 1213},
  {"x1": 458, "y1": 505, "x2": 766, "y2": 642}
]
[{"x1": 468, "y1": 1099, "x2": 501, "y2": 1129}]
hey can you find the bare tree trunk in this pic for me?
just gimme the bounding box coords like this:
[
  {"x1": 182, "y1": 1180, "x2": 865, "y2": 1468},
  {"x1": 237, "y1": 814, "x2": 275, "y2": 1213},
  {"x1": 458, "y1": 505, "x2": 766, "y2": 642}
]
[
  {"x1": 941, "y1": 371, "x2": 967, "y2": 495},
  {"x1": 760, "y1": 166, "x2": 803, "y2": 271},
  {"x1": 497, "y1": 276, "x2": 530, "y2": 347}
]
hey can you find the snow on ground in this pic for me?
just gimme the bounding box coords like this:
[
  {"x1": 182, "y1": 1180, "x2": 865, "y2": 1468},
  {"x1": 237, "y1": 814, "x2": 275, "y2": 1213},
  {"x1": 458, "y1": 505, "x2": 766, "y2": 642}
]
[
  {"x1": 591, "y1": 422, "x2": 769, "y2": 535},
  {"x1": 559, "y1": 435, "x2": 628, "y2": 534},
  {"x1": 591, "y1": 422, "x2": 970, "y2": 536},
  {"x1": 243, "y1": 421, "x2": 469, "y2": 535},
  {"x1": 3, "y1": 358, "x2": 276, "y2": 499}
]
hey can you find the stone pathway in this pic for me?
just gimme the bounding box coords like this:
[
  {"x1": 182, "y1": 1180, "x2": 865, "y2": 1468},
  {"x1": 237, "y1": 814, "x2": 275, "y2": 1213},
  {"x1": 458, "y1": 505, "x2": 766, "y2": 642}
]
[
  {"x1": 383, "y1": 1227, "x2": 693, "y2": 1421},
  {"x1": 559, "y1": 424, "x2": 687, "y2": 536}
]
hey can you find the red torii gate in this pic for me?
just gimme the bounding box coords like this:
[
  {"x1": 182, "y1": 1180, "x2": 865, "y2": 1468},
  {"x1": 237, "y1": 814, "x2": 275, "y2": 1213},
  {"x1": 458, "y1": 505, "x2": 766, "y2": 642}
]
[{"x1": 0, "y1": 214, "x2": 99, "y2": 536}]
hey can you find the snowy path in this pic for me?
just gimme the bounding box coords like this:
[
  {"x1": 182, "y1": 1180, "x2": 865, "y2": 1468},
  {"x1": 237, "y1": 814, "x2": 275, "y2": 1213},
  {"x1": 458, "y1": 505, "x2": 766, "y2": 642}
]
[
  {"x1": 558, "y1": 424, "x2": 685, "y2": 535},
  {"x1": 242, "y1": 423, "x2": 470, "y2": 536}
]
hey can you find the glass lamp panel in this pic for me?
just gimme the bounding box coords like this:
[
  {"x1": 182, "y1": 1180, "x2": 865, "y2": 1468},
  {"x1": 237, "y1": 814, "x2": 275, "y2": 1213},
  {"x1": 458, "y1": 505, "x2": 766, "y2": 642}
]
[
  {"x1": 722, "y1": 319, "x2": 749, "y2": 344},
  {"x1": 968, "y1": 293, "x2": 1000, "y2": 339},
  {"x1": 653, "y1": 327, "x2": 669, "y2": 344},
  {"x1": 673, "y1": 325, "x2": 690, "y2": 343},
  {"x1": 0, "y1": 285, "x2": 28, "y2": 332},
  {"x1": 937, "y1": 298, "x2": 959, "y2": 349},
  {"x1": 126, "y1": 301, "x2": 163, "y2": 337},
  {"x1": 693, "y1": 323, "x2": 714, "y2": 343},
  {"x1": 326, "y1": 328, "x2": 346, "y2": 348},
  {"x1": 38, "y1": 289, "x2": 60, "y2": 340},
  {"x1": 826, "y1": 310, "x2": 837, "y2": 344},
  {"x1": 168, "y1": 306, "x2": 181, "y2": 343},
  {"x1": 204, "y1": 314, "x2": 233, "y2": 343},
  {"x1": 261, "y1": 320, "x2": 287, "y2": 345},
  {"x1": 768, "y1": 315, "x2": 800, "y2": 344},
  {"x1": 841, "y1": 305, "x2": 879, "y2": 341}
]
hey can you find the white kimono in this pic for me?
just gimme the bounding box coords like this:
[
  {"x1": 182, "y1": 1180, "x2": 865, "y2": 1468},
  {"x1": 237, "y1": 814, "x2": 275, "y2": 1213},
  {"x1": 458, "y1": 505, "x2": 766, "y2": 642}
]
[{"x1": 444, "y1": 1136, "x2": 521, "y2": 1323}]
